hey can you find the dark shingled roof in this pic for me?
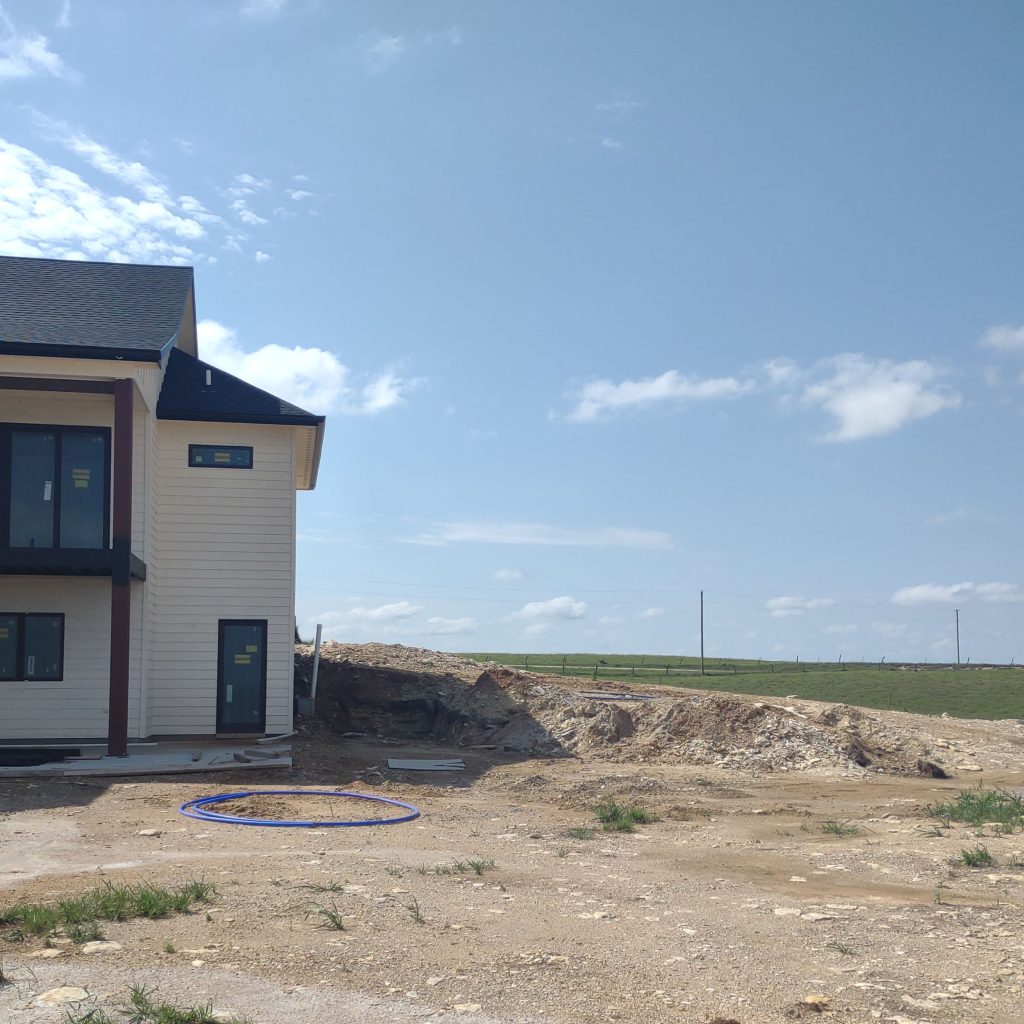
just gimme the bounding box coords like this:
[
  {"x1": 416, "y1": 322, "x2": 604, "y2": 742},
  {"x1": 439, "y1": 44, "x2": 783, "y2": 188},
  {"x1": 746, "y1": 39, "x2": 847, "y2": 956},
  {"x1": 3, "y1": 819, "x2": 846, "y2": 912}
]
[
  {"x1": 157, "y1": 348, "x2": 324, "y2": 426},
  {"x1": 0, "y1": 255, "x2": 193, "y2": 361}
]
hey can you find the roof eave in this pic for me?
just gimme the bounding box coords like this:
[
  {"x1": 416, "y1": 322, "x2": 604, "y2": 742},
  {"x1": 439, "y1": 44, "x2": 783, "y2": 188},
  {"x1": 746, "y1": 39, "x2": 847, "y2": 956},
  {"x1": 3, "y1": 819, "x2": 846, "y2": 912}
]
[
  {"x1": 0, "y1": 341, "x2": 163, "y2": 363},
  {"x1": 306, "y1": 418, "x2": 326, "y2": 490},
  {"x1": 156, "y1": 409, "x2": 326, "y2": 428}
]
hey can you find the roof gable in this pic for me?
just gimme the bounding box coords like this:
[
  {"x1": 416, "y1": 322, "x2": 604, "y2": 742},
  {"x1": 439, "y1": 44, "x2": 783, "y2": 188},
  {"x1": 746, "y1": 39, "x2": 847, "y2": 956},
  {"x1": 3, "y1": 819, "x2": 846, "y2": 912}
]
[
  {"x1": 0, "y1": 255, "x2": 194, "y2": 361},
  {"x1": 156, "y1": 348, "x2": 324, "y2": 427}
]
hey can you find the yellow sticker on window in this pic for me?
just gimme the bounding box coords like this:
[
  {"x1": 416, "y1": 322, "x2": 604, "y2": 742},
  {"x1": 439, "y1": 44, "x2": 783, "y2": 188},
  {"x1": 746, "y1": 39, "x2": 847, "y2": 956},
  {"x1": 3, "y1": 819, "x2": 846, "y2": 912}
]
[
  {"x1": 246, "y1": 644, "x2": 258, "y2": 653},
  {"x1": 72, "y1": 468, "x2": 90, "y2": 480},
  {"x1": 0, "y1": 628, "x2": 7, "y2": 639},
  {"x1": 74, "y1": 479, "x2": 88, "y2": 488},
  {"x1": 214, "y1": 451, "x2": 231, "y2": 463},
  {"x1": 234, "y1": 654, "x2": 251, "y2": 665}
]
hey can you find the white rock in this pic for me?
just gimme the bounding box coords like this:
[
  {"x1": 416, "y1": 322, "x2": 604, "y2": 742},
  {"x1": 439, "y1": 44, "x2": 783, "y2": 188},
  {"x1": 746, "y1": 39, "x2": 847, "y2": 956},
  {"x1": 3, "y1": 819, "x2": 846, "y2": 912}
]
[
  {"x1": 773, "y1": 908, "x2": 801, "y2": 916},
  {"x1": 137, "y1": 829, "x2": 162, "y2": 837},
  {"x1": 30, "y1": 948, "x2": 65, "y2": 959},
  {"x1": 36, "y1": 988, "x2": 90, "y2": 1006},
  {"x1": 454, "y1": 1004, "x2": 482, "y2": 1013},
  {"x1": 81, "y1": 940, "x2": 122, "y2": 954}
]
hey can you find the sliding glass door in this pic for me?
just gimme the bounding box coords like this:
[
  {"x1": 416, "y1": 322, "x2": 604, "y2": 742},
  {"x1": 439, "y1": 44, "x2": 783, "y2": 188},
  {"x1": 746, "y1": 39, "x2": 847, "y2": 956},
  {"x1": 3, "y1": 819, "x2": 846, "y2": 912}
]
[{"x1": 4, "y1": 426, "x2": 110, "y2": 551}]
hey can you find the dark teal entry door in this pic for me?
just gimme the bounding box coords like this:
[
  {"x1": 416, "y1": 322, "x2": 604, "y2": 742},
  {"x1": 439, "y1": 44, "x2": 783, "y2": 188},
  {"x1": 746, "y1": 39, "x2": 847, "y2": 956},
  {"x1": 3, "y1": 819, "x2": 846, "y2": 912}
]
[{"x1": 217, "y1": 620, "x2": 267, "y2": 733}]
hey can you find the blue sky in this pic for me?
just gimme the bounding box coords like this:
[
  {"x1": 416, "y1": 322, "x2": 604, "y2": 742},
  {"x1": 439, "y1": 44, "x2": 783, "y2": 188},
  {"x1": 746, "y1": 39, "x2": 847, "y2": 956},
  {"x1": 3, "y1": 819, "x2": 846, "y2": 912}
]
[{"x1": 3, "y1": 0, "x2": 1023, "y2": 661}]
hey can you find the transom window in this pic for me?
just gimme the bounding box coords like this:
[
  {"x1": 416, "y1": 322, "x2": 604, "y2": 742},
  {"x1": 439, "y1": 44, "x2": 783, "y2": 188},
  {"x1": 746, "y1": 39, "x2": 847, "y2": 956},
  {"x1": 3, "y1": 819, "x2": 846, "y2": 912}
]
[
  {"x1": 2, "y1": 425, "x2": 110, "y2": 551},
  {"x1": 0, "y1": 613, "x2": 65, "y2": 681},
  {"x1": 188, "y1": 444, "x2": 253, "y2": 469}
]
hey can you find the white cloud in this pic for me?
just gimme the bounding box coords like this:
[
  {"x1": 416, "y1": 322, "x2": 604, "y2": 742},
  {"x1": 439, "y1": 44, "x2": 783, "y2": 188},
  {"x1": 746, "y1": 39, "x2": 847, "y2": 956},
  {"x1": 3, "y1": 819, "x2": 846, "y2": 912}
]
[
  {"x1": 57, "y1": 1, "x2": 71, "y2": 30},
  {"x1": 333, "y1": 601, "x2": 423, "y2": 624},
  {"x1": 595, "y1": 96, "x2": 642, "y2": 116},
  {"x1": 0, "y1": 138, "x2": 205, "y2": 264},
  {"x1": 567, "y1": 353, "x2": 957, "y2": 440},
  {"x1": 288, "y1": 189, "x2": 313, "y2": 201},
  {"x1": 360, "y1": 27, "x2": 461, "y2": 73},
  {"x1": 980, "y1": 324, "x2": 1024, "y2": 353},
  {"x1": 872, "y1": 621, "x2": 907, "y2": 639},
  {"x1": 926, "y1": 507, "x2": 971, "y2": 526},
  {"x1": 224, "y1": 174, "x2": 271, "y2": 226},
  {"x1": 825, "y1": 624, "x2": 858, "y2": 635},
  {"x1": 566, "y1": 369, "x2": 751, "y2": 422},
  {"x1": 422, "y1": 616, "x2": 477, "y2": 636},
  {"x1": 399, "y1": 521, "x2": 672, "y2": 549},
  {"x1": 891, "y1": 581, "x2": 1023, "y2": 606},
  {"x1": 0, "y1": 6, "x2": 72, "y2": 81},
  {"x1": 800, "y1": 354, "x2": 959, "y2": 442},
  {"x1": 362, "y1": 33, "x2": 406, "y2": 73},
  {"x1": 512, "y1": 596, "x2": 587, "y2": 621},
  {"x1": 240, "y1": 0, "x2": 287, "y2": 18},
  {"x1": 360, "y1": 371, "x2": 415, "y2": 414},
  {"x1": 494, "y1": 568, "x2": 524, "y2": 582},
  {"x1": 231, "y1": 198, "x2": 268, "y2": 226},
  {"x1": 254, "y1": 250, "x2": 271, "y2": 263},
  {"x1": 178, "y1": 194, "x2": 223, "y2": 225},
  {"x1": 600, "y1": 136, "x2": 623, "y2": 150},
  {"x1": 765, "y1": 596, "x2": 835, "y2": 619},
  {"x1": 637, "y1": 607, "x2": 665, "y2": 619},
  {"x1": 34, "y1": 114, "x2": 173, "y2": 204},
  {"x1": 425, "y1": 27, "x2": 463, "y2": 47},
  {"x1": 197, "y1": 319, "x2": 416, "y2": 416}
]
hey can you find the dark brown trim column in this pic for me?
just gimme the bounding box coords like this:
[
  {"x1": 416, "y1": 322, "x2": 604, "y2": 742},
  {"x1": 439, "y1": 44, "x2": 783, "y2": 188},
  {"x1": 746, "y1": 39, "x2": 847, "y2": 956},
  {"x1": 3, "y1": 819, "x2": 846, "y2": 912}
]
[{"x1": 107, "y1": 379, "x2": 134, "y2": 757}]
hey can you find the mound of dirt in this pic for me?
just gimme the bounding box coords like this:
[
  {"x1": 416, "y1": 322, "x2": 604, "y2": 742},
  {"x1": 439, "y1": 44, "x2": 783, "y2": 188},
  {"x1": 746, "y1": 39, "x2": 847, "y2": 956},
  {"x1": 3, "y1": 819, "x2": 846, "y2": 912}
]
[{"x1": 297, "y1": 644, "x2": 944, "y2": 775}]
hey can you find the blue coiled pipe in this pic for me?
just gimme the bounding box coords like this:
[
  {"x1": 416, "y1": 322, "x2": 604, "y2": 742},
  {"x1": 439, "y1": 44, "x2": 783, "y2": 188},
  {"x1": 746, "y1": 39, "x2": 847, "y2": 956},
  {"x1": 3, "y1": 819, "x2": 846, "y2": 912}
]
[{"x1": 178, "y1": 789, "x2": 421, "y2": 827}]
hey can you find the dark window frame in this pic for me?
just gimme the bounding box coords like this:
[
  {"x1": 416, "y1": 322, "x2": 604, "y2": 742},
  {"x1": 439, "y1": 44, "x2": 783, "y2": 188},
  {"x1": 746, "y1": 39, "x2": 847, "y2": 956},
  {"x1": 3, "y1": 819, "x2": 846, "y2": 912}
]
[
  {"x1": 188, "y1": 444, "x2": 254, "y2": 469},
  {"x1": 0, "y1": 612, "x2": 65, "y2": 682},
  {"x1": 216, "y1": 618, "x2": 268, "y2": 733},
  {"x1": 0, "y1": 423, "x2": 112, "y2": 552}
]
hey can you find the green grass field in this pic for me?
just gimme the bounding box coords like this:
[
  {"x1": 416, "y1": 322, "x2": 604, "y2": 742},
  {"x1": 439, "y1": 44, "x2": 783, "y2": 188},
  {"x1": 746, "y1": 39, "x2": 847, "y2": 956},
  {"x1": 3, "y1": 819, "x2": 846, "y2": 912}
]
[{"x1": 461, "y1": 652, "x2": 1024, "y2": 720}]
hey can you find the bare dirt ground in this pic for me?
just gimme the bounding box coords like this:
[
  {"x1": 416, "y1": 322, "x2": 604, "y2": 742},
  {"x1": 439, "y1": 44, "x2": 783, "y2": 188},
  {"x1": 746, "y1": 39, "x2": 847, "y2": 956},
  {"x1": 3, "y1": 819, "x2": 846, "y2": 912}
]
[{"x1": 2, "y1": 644, "x2": 1024, "y2": 1024}]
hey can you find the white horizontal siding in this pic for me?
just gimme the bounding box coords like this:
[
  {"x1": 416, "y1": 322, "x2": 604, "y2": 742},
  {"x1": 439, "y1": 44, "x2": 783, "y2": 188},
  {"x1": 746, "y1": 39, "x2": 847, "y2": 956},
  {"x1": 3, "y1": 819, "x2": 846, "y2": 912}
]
[
  {"x1": 0, "y1": 578, "x2": 144, "y2": 741},
  {"x1": 147, "y1": 421, "x2": 296, "y2": 736}
]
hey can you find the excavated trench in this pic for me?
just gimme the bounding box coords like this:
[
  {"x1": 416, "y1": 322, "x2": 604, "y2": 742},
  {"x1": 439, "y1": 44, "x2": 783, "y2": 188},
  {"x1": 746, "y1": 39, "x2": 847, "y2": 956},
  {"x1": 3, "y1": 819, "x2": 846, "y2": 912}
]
[{"x1": 299, "y1": 654, "x2": 571, "y2": 756}]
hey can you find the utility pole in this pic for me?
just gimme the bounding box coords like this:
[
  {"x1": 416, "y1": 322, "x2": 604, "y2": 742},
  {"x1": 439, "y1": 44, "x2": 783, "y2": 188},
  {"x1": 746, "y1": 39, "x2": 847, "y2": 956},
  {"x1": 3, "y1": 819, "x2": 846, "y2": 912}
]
[
  {"x1": 700, "y1": 590, "x2": 705, "y2": 676},
  {"x1": 955, "y1": 608, "x2": 960, "y2": 667}
]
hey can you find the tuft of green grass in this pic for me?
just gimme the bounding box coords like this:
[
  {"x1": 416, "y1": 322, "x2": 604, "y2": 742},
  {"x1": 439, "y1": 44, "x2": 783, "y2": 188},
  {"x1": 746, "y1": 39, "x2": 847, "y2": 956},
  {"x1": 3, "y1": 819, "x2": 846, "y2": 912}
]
[
  {"x1": 405, "y1": 896, "x2": 426, "y2": 925},
  {"x1": 163, "y1": 940, "x2": 176, "y2": 954},
  {"x1": 295, "y1": 881, "x2": 346, "y2": 893},
  {"x1": 594, "y1": 800, "x2": 658, "y2": 833},
  {"x1": 820, "y1": 820, "x2": 859, "y2": 837},
  {"x1": 120, "y1": 982, "x2": 250, "y2": 1023},
  {"x1": 566, "y1": 827, "x2": 597, "y2": 841},
  {"x1": 310, "y1": 901, "x2": 346, "y2": 931},
  {"x1": 65, "y1": 1011, "x2": 116, "y2": 1024},
  {"x1": 0, "y1": 879, "x2": 216, "y2": 944},
  {"x1": 928, "y1": 788, "x2": 1024, "y2": 833},
  {"x1": 950, "y1": 844, "x2": 996, "y2": 868},
  {"x1": 466, "y1": 858, "x2": 496, "y2": 876},
  {"x1": 825, "y1": 939, "x2": 857, "y2": 956}
]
